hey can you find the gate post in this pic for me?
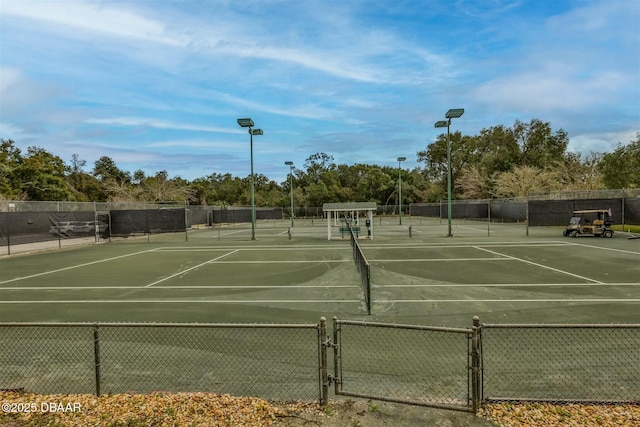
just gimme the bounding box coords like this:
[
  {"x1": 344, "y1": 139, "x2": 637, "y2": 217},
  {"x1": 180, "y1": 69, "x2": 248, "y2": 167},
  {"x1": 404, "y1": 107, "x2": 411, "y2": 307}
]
[
  {"x1": 471, "y1": 316, "x2": 481, "y2": 412},
  {"x1": 332, "y1": 316, "x2": 340, "y2": 397},
  {"x1": 319, "y1": 317, "x2": 329, "y2": 405}
]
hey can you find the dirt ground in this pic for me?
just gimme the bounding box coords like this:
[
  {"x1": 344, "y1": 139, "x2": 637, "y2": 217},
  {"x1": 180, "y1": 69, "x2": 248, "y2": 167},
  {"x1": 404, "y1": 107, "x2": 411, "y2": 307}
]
[{"x1": 274, "y1": 397, "x2": 494, "y2": 427}]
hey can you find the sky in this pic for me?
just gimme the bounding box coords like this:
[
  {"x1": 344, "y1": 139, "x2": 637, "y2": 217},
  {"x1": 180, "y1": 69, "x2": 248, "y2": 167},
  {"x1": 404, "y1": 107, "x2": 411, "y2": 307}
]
[{"x1": 1, "y1": 0, "x2": 639, "y2": 184}]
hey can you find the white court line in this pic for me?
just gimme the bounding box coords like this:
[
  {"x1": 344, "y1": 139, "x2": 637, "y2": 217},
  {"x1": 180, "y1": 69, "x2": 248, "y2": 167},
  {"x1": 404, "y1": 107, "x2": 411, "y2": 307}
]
[
  {"x1": 154, "y1": 245, "x2": 351, "y2": 251},
  {"x1": 361, "y1": 242, "x2": 572, "y2": 249},
  {"x1": 456, "y1": 225, "x2": 490, "y2": 233},
  {"x1": 382, "y1": 299, "x2": 640, "y2": 303},
  {"x1": 374, "y1": 282, "x2": 640, "y2": 287},
  {"x1": 212, "y1": 260, "x2": 349, "y2": 264},
  {"x1": 370, "y1": 258, "x2": 511, "y2": 262},
  {"x1": 565, "y1": 242, "x2": 640, "y2": 256},
  {"x1": 0, "y1": 285, "x2": 357, "y2": 290},
  {"x1": 1, "y1": 298, "x2": 638, "y2": 304},
  {"x1": 5, "y1": 282, "x2": 640, "y2": 291},
  {"x1": 151, "y1": 242, "x2": 572, "y2": 251},
  {"x1": 3, "y1": 282, "x2": 638, "y2": 290},
  {"x1": 0, "y1": 249, "x2": 158, "y2": 285},
  {"x1": 145, "y1": 249, "x2": 239, "y2": 288},
  {"x1": 0, "y1": 299, "x2": 362, "y2": 304},
  {"x1": 473, "y1": 246, "x2": 604, "y2": 284}
]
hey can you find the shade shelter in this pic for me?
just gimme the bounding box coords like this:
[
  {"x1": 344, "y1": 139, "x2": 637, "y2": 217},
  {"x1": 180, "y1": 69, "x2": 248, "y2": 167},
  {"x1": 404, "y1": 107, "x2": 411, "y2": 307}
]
[{"x1": 322, "y1": 202, "x2": 377, "y2": 240}]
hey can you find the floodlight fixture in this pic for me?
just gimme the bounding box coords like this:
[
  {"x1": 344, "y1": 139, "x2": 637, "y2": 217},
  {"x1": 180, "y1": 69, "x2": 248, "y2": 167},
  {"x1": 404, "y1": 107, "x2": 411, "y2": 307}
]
[
  {"x1": 435, "y1": 108, "x2": 464, "y2": 237},
  {"x1": 237, "y1": 117, "x2": 263, "y2": 240},
  {"x1": 445, "y1": 108, "x2": 464, "y2": 119},
  {"x1": 237, "y1": 118, "x2": 254, "y2": 127}
]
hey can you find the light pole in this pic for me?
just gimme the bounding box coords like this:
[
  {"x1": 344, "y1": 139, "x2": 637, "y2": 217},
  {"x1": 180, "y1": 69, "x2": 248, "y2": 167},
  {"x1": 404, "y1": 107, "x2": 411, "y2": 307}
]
[
  {"x1": 237, "y1": 118, "x2": 263, "y2": 240},
  {"x1": 435, "y1": 108, "x2": 464, "y2": 237},
  {"x1": 397, "y1": 156, "x2": 406, "y2": 225},
  {"x1": 285, "y1": 161, "x2": 294, "y2": 228}
]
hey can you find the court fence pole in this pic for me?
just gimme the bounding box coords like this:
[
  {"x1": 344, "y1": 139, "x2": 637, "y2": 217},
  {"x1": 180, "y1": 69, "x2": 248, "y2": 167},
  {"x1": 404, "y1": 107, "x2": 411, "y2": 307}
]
[
  {"x1": 487, "y1": 199, "x2": 491, "y2": 237},
  {"x1": 93, "y1": 324, "x2": 102, "y2": 396},
  {"x1": 525, "y1": 196, "x2": 529, "y2": 236},
  {"x1": 184, "y1": 206, "x2": 188, "y2": 242},
  {"x1": 471, "y1": 316, "x2": 481, "y2": 413},
  {"x1": 332, "y1": 316, "x2": 340, "y2": 398}
]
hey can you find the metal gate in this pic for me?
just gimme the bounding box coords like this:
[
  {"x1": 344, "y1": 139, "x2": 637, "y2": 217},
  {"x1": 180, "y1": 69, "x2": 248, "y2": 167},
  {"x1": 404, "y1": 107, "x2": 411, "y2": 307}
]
[{"x1": 328, "y1": 318, "x2": 481, "y2": 412}]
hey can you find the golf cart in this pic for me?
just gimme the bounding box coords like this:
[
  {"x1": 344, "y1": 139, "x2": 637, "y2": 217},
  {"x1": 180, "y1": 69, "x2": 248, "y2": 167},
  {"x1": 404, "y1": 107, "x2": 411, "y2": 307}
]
[{"x1": 563, "y1": 209, "x2": 614, "y2": 238}]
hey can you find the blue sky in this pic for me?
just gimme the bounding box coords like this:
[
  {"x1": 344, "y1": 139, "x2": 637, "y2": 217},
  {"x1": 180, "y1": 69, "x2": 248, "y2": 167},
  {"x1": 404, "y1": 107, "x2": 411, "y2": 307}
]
[{"x1": 1, "y1": 0, "x2": 638, "y2": 184}]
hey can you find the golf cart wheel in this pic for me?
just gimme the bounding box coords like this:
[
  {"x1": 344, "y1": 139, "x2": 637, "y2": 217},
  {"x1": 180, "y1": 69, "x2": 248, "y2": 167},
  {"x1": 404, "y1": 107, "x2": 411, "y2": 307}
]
[
  {"x1": 571, "y1": 230, "x2": 579, "y2": 238},
  {"x1": 603, "y1": 230, "x2": 614, "y2": 238}
]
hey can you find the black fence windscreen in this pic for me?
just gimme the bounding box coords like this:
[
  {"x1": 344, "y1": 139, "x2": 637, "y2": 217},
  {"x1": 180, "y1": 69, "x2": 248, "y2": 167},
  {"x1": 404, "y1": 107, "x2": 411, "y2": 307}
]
[
  {"x1": 489, "y1": 201, "x2": 526, "y2": 222},
  {"x1": 109, "y1": 209, "x2": 186, "y2": 237},
  {"x1": 528, "y1": 199, "x2": 624, "y2": 226},
  {"x1": 212, "y1": 207, "x2": 283, "y2": 224},
  {"x1": 0, "y1": 211, "x2": 97, "y2": 246},
  {"x1": 625, "y1": 198, "x2": 640, "y2": 225}
]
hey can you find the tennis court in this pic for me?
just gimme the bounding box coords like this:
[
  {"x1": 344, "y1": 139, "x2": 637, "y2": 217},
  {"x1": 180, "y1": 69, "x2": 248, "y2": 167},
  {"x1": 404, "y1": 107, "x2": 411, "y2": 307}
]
[{"x1": 1, "y1": 218, "x2": 638, "y2": 326}]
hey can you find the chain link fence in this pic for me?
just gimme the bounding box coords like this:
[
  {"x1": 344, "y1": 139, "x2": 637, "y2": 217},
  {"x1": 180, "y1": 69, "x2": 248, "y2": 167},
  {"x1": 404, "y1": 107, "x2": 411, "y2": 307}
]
[
  {"x1": 0, "y1": 322, "x2": 322, "y2": 402},
  {"x1": 1, "y1": 319, "x2": 638, "y2": 409},
  {"x1": 480, "y1": 323, "x2": 640, "y2": 403},
  {"x1": 331, "y1": 318, "x2": 480, "y2": 412}
]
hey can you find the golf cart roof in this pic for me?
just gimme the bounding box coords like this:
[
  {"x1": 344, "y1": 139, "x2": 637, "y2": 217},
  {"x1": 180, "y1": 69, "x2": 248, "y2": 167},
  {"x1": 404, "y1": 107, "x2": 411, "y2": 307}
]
[{"x1": 572, "y1": 209, "x2": 610, "y2": 214}]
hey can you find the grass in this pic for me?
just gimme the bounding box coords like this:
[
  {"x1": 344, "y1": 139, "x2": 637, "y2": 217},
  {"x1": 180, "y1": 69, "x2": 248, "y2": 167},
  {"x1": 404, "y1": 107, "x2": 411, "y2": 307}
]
[{"x1": 611, "y1": 224, "x2": 640, "y2": 233}]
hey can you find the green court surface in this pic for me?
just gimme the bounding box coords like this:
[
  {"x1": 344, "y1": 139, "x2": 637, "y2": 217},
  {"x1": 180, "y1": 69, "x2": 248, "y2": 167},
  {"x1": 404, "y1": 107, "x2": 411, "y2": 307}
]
[{"x1": 1, "y1": 218, "x2": 639, "y2": 327}]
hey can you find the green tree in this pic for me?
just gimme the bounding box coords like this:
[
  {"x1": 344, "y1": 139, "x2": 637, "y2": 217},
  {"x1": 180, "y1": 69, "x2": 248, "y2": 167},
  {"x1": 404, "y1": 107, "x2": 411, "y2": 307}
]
[
  {"x1": 305, "y1": 181, "x2": 329, "y2": 207},
  {"x1": 598, "y1": 134, "x2": 640, "y2": 189},
  {"x1": 514, "y1": 119, "x2": 568, "y2": 169},
  {"x1": 93, "y1": 156, "x2": 132, "y2": 183},
  {"x1": 15, "y1": 146, "x2": 70, "y2": 200},
  {"x1": 0, "y1": 139, "x2": 23, "y2": 198},
  {"x1": 474, "y1": 125, "x2": 520, "y2": 174},
  {"x1": 65, "y1": 153, "x2": 106, "y2": 201},
  {"x1": 417, "y1": 131, "x2": 475, "y2": 198},
  {"x1": 356, "y1": 166, "x2": 394, "y2": 204}
]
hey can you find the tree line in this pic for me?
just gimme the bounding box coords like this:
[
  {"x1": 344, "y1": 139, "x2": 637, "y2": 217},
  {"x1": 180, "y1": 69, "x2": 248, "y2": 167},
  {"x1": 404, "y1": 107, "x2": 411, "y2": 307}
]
[{"x1": 1, "y1": 119, "x2": 638, "y2": 207}]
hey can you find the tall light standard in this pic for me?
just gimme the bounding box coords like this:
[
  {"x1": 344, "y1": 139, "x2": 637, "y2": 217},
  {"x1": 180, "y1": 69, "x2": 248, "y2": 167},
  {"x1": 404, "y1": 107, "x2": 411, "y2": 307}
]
[
  {"x1": 434, "y1": 108, "x2": 464, "y2": 237},
  {"x1": 284, "y1": 161, "x2": 294, "y2": 228},
  {"x1": 237, "y1": 118, "x2": 263, "y2": 240},
  {"x1": 397, "y1": 156, "x2": 406, "y2": 225}
]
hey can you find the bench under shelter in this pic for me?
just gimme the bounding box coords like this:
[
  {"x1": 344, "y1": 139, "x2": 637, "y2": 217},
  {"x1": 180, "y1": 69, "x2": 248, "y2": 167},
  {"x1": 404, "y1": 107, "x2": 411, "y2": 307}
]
[{"x1": 322, "y1": 202, "x2": 377, "y2": 240}]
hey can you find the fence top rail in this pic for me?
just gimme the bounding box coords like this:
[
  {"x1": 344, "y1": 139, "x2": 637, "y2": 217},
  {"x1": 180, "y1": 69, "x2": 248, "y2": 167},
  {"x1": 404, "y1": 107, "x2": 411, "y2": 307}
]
[
  {"x1": 482, "y1": 323, "x2": 640, "y2": 329},
  {"x1": 336, "y1": 319, "x2": 472, "y2": 334},
  {"x1": 0, "y1": 321, "x2": 319, "y2": 329}
]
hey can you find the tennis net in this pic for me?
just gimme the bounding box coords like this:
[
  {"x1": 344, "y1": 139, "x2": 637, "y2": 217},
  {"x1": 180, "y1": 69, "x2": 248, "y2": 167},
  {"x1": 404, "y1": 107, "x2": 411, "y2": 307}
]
[{"x1": 349, "y1": 226, "x2": 371, "y2": 314}]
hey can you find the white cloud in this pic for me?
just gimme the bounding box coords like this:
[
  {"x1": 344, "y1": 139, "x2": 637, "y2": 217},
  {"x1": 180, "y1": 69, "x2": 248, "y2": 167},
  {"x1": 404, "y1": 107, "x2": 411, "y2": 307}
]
[
  {"x1": 85, "y1": 117, "x2": 241, "y2": 134},
  {"x1": 1, "y1": 0, "x2": 181, "y2": 46}
]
